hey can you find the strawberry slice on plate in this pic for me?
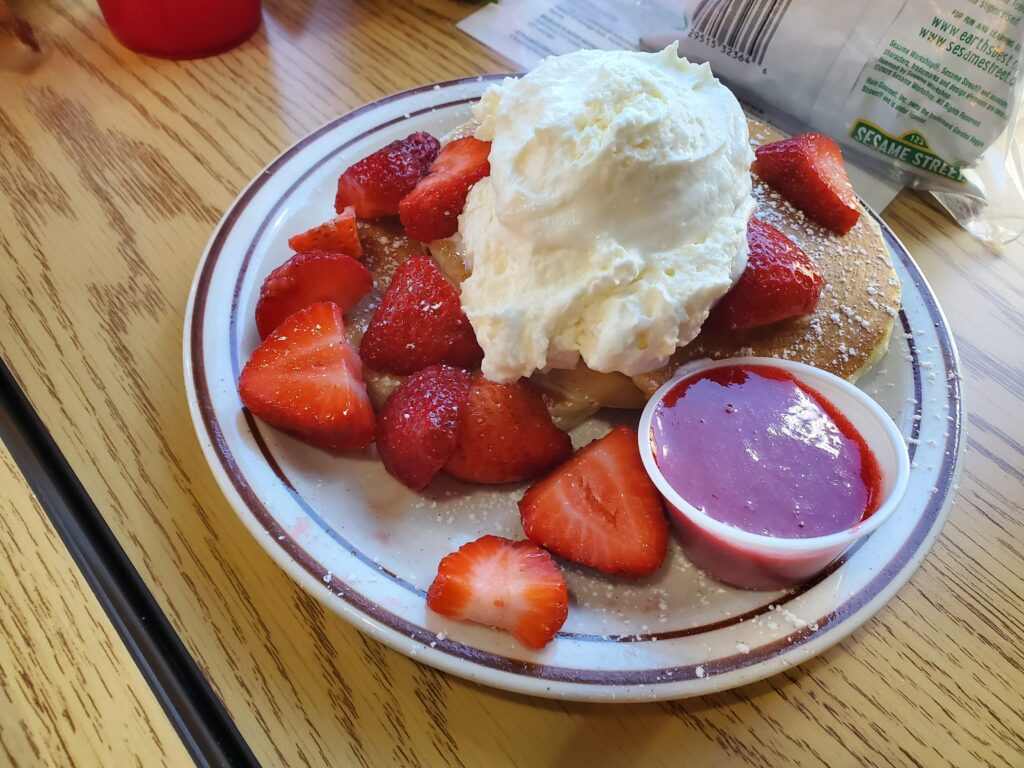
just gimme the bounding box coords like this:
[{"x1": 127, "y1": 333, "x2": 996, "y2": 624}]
[
  {"x1": 360, "y1": 253, "x2": 483, "y2": 374},
  {"x1": 443, "y1": 375, "x2": 572, "y2": 485},
  {"x1": 427, "y1": 535, "x2": 569, "y2": 649},
  {"x1": 709, "y1": 217, "x2": 824, "y2": 332},
  {"x1": 520, "y1": 426, "x2": 668, "y2": 579},
  {"x1": 399, "y1": 136, "x2": 491, "y2": 242},
  {"x1": 754, "y1": 132, "x2": 860, "y2": 234},
  {"x1": 335, "y1": 131, "x2": 441, "y2": 219},
  {"x1": 255, "y1": 250, "x2": 372, "y2": 340},
  {"x1": 376, "y1": 365, "x2": 472, "y2": 490},
  {"x1": 287, "y1": 206, "x2": 362, "y2": 258},
  {"x1": 239, "y1": 302, "x2": 375, "y2": 451}
]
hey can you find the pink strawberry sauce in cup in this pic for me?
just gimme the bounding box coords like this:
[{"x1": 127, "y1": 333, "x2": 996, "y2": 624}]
[{"x1": 638, "y1": 357, "x2": 910, "y2": 590}]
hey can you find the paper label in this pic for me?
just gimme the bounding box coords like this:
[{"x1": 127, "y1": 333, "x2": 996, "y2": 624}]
[{"x1": 458, "y1": 0, "x2": 684, "y2": 69}]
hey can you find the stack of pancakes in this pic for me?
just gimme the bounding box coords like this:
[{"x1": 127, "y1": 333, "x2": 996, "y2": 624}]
[{"x1": 347, "y1": 117, "x2": 901, "y2": 426}]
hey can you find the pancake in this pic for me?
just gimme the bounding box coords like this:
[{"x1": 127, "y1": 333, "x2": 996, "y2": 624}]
[
  {"x1": 345, "y1": 219, "x2": 421, "y2": 410},
  {"x1": 348, "y1": 116, "x2": 900, "y2": 423},
  {"x1": 631, "y1": 117, "x2": 901, "y2": 398}
]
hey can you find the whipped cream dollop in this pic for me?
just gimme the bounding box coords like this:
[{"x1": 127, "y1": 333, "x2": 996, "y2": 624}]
[{"x1": 458, "y1": 44, "x2": 756, "y2": 383}]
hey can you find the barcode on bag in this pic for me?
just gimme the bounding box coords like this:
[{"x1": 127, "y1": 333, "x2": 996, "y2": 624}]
[{"x1": 687, "y1": 0, "x2": 791, "y2": 66}]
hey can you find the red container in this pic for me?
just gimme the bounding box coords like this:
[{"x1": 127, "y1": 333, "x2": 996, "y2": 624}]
[{"x1": 97, "y1": 0, "x2": 261, "y2": 60}]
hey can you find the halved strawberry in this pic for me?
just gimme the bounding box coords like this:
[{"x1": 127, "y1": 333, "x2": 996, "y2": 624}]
[
  {"x1": 287, "y1": 207, "x2": 362, "y2": 258},
  {"x1": 335, "y1": 132, "x2": 441, "y2": 219},
  {"x1": 443, "y1": 375, "x2": 572, "y2": 485},
  {"x1": 427, "y1": 535, "x2": 568, "y2": 649},
  {"x1": 398, "y1": 136, "x2": 491, "y2": 242},
  {"x1": 754, "y1": 132, "x2": 860, "y2": 234},
  {"x1": 376, "y1": 365, "x2": 472, "y2": 490},
  {"x1": 708, "y1": 217, "x2": 824, "y2": 332},
  {"x1": 519, "y1": 426, "x2": 668, "y2": 578},
  {"x1": 255, "y1": 251, "x2": 372, "y2": 340},
  {"x1": 239, "y1": 302, "x2": 374, "y2": 451},
  {"x1": 360, "y1": 253, "x2": 483, "y2": 374}
]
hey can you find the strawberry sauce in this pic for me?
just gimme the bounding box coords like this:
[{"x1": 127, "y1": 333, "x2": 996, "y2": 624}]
[{"x1": 651, "y1": 365, "x2": 881, "y2": 538}]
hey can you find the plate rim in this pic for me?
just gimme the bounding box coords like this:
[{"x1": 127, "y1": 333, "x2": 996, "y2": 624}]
[{"x1": 182, "y1": 76, "x2": 965, "y2": 701}]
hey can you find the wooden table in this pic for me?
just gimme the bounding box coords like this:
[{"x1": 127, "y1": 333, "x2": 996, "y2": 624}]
[
  {"x1": 0, "y1": 439, "x2": 190, "y2": 766},
  {"x1": 1, "y1": 1, "x2": 1022, "y2": 765}
]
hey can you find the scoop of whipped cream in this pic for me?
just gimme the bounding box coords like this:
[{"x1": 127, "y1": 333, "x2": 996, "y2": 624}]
[{"x1": 458, "y1": 44, "x2": 755, "y2": 383}]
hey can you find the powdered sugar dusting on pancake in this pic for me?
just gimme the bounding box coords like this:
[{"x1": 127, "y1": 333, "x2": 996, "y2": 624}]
[{"x1": 632, "y1": 118, "x2": 900, "y2": 397}]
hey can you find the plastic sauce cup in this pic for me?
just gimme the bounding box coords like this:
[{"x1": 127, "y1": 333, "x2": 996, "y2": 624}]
[{"x1": 638, "y1": 357, "x2": 910, "y2": 591}]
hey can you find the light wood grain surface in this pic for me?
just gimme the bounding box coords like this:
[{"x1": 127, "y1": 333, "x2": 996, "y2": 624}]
[
  {"x1": 0, "y1": 441, "x2": 190, "y2": 766},
  {"x1": 1, "y1": 1, "x2": 1022, "y2": 766}
]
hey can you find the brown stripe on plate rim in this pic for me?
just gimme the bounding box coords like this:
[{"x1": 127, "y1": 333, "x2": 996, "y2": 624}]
[{"x1": 189, "y1": 80, "x2": 962, "y2": 686}]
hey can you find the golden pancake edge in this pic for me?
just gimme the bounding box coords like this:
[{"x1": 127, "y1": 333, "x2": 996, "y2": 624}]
[{"x1": 347, "y1": 116, "x2": 901, "y2": 423}]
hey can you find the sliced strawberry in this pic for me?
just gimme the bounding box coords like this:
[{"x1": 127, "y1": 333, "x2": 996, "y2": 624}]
[
  {"x1": 399, "y1": 137, "x2": 491, "y2": 242},
  {"x1": 520, "y1": 426, "x2": 668, "y2": 578},
  {"x1": 255, "y1": 251, "x2": 372, "y2": 340},
  {"x1": 239, "y1": 302, "x2": 374, "y2": 451},
  {"x1": 754, "y1": 132, "x2": 860, "y2": 234},
  {"x1": 375, "y1": 365, "x2": 472, "y2": 490},
  {"x1": 443, "y1": 375, "x2": 572, "y2": 485},
  {"x1": 335, "y1": 132, "x2": 441, "y2": 219},
  {"x1": 287, "y1": 207, "x2": 362, "y2": 258},
  {"x1": 360, "y1": 253, "x2": 483, "y2": 374},
  {"x1": 709, "y1": 217, "x2": 824, "y2": 332},
  {"x1": 427, "y1": 535, "x2": 568, "y2": 649}
]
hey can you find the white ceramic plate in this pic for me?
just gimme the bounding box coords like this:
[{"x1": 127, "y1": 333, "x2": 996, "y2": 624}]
[{"x1": 183, "y1": 77, "x2": 964, "y2": 702}]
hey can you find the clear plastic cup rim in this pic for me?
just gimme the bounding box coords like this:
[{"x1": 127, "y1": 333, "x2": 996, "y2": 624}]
[{"x1": 637, "y1": 356, "x2": 911, "y2": 554}]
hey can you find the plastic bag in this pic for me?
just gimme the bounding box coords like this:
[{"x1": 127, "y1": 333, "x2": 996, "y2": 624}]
[{"x1": 643, "y1": 0, "x2": 1024, "y2": 244}]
